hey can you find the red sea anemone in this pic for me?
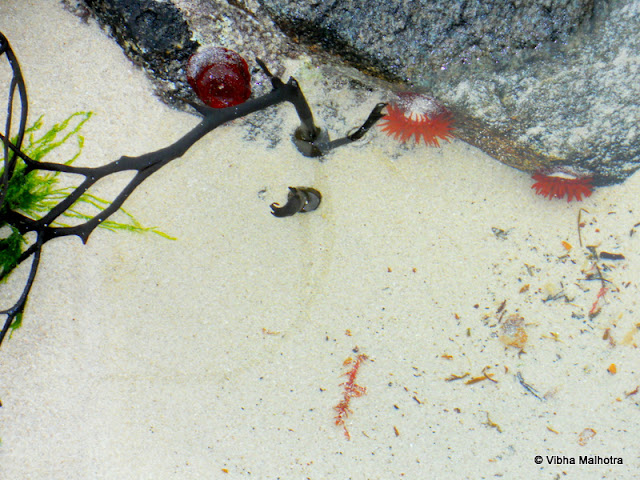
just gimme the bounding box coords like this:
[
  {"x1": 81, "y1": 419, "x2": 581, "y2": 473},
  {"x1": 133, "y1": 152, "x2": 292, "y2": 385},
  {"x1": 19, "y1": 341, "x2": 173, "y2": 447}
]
[
  {"x1": 186, "y1": 46, "x2": 251, "y2": 108},
  {"x1": 378, "y1": 93, "x2": 454, "y2": 146},
  {"x1": 531, "y1": 169, "x2": 593, "y2": 202}
]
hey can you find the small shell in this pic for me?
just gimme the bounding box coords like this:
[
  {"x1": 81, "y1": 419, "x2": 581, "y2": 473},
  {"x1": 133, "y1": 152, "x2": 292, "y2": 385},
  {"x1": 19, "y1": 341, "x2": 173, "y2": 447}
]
[{"x1": 270, "y1": 187, "x2": 322, "y2": 217}]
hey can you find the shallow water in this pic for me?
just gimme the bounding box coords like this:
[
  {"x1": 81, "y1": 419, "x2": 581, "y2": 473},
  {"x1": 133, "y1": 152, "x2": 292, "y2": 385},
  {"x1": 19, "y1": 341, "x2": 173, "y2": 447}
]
[{"x1": 1, "y1": 2, "x2": 639, "y2": 478}]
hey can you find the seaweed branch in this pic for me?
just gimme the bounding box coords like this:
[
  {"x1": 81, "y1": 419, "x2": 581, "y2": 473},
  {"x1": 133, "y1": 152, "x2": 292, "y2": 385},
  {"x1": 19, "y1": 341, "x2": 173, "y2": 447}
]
[{"x1": 0, "y1": 31, "x2": 384, "y2": 347}]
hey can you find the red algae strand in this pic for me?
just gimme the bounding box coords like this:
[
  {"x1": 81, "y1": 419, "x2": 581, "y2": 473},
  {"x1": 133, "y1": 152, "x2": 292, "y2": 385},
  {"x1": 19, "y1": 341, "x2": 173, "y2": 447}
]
[{"x1": 334, "y1": 353, "x2": 368, "y2": 440}]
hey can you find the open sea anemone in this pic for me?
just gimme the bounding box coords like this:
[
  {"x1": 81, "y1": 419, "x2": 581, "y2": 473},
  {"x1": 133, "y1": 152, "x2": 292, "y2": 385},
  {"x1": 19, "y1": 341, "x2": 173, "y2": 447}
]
[
  {"x1": 378, "y1": 92, "x2": 454, "y2": 147},
  {"x1": 531, "y1": 168, "x2": 593, "y2": 202}
]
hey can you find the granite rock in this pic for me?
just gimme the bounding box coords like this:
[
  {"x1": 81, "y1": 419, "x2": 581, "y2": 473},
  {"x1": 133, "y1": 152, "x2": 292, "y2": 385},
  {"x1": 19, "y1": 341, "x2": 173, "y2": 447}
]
[
  {"x1": 83, "y1": 0, "x2": 303, "y2": 105},
  {"x1": 83, "y1": 0, "x2": 640, "y2": 185},
  {"x1": 84, "y1": 0, "x2": 199, "y2": 104},
  {"x1": 258, "y1": 0, "x2": 594, "y2": 76},
  {"x1": 422, "y1": 0, "x2": 640, "y2": 186}
]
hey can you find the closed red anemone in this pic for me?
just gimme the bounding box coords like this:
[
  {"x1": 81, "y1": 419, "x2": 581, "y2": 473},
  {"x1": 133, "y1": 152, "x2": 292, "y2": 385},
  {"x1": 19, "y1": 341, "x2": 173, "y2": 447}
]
[{"x1": 186, "y1": 47, "x2": 251, "y2": 108}]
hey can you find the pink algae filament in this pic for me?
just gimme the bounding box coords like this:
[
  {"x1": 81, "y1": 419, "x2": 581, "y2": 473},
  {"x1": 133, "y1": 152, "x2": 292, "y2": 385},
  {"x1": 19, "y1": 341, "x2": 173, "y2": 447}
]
[{"x1": 334, "y1": 353, "x2": 368, "y2": 440}]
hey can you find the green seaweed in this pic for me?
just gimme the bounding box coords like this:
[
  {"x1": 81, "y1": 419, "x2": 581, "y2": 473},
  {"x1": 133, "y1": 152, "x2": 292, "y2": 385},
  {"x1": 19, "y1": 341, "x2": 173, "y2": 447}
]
[
  {"x1": 2, "y1": 112, "x2": 89, "y2": 217},
  {"x1": 0, "y1": 225, "x2": 25, "y2": 280},
  {"x1": 0, "y1": 112, "x2": 174, "y2": 285}
]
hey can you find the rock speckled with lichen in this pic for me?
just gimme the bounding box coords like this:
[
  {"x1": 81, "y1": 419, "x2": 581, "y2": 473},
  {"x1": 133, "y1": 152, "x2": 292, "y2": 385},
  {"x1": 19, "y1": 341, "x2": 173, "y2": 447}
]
[
  {"x1": 84, "y1": 0, "x2": 199, "y2": 105},
  {"x1": 83, "y1": 0, "x2": 640, "y2": 185},
  {"x1": 428, "y1": 0, "x2": 639, "y2": 185},
  {"x1": 258, "y1": 0, "x2": 594, "y2": 75}
]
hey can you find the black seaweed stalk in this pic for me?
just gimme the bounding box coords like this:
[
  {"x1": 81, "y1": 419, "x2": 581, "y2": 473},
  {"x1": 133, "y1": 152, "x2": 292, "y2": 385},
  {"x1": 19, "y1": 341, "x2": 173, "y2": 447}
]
[
  {"x1": 0, "y1": 31, "x2": 385, "y2": 347},
  {"x1": 0, "y1": 32, "x2": 28, "y2": 210}
]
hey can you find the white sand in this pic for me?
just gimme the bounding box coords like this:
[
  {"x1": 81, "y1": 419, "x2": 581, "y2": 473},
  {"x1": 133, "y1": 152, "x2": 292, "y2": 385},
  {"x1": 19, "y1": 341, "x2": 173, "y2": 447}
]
[{"x1": 1, "y1": 1, "x2": 640, "y2": 478}]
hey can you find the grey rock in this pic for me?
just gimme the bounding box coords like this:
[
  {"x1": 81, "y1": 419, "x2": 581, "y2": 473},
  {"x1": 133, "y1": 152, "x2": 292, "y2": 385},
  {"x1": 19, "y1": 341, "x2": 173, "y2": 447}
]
[
  {"x1": 428, "y1": 0, "x2": 640, "y2": 185},
  {"x1": 258, "y1": 0, "x2": 594, "y2": 76},
  {"x1": 83, "y1": 0, "x2": 640, "y2": 185},
  {"x1": 259, "y1": 0, "x2": 639, "y2": 185},
  {"x1": 84, "y1": 0, "x2": 199, "y2": 104},
  {"x1": 84, "y1": 0, "x2": 304, "y2": 105}
]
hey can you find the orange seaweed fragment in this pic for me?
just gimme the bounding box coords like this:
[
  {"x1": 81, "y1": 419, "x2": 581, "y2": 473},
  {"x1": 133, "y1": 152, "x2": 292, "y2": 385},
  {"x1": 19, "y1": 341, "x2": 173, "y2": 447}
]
[
  {"x1": 578, "y1": 428, "x2": 597, "y2": 446},
  {"x1": 589, "y1": 287, "x2": 608, "y2": 317},
  {"x1": 499, "y1": 314, "x2": 528, "y2": 350},
  {"x1": 334, "y1": 353, "x2": 368, "y2": 440},
  {"x1": 261, "y1": 327, "x2": 281, "y2": 335},
  {"x1": 445, "y1": 372, "x2": 470, "y2": 382},
  {"x1": 465, "y1": 374, "x2": 494, "y2": 385}
]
